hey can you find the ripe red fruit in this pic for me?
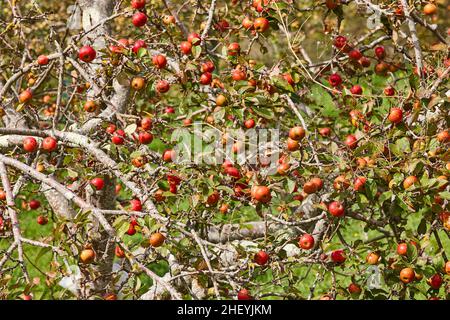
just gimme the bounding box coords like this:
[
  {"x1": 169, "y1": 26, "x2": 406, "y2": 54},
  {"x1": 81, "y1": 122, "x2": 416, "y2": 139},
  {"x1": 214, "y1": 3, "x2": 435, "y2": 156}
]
[
  {"x1": 374, "y1": 46, "x2": 385, "y2": 59},
  {"x1": 78, "y1": 45, "x2": 96, "y2": 63},
  {"x1": 311, "y1": 177, "x2": 323, "y2": 191},
  {"x1": 344, "y1": 134, "x2": 358, "y2": 149},
  {"x1": 206, "y1": 190, "x2": 220, "y2": 206},
  {"x1": 348, "y1": 283, "x2": 361, "y2": 294},
  {"x1": 187, "y1": 33, "x2": 201, "y2": 45},
  {"x1": 140, "y1": 117, "x2": 152, "y2": 130},
  {"x1": 111, "y1": 134, "x2": 124, "y2": 145},
  {"x1": 127, "y1": 224, "x2": 136, "y2": 236},
  {"x1": 19, "y1": 89, "x2": 33, "y2": 103},
  {"x1": 149, "y1": 232, "x2": 165, "y2": 247},
  {"x1": 224, "y1": 166, "x2": 241, "y2": 179},
  {"x1": 254, "y1": 250, "x2": 269, "y2": 265},
  {"x1": 29, "y1": 199, "x2": 41, "y2": 210},
  {"x1": 131, "y1": 0, "x2": 146, "y2": 9},
  {"x1": 237, "y1": 289, "x2": 252, "y2": 300},
  {"x1": 350, "y1": 85, "x2": 363, "y2": 95},
  {"x1": 200, "y1": 72, "x2": 213, "y2": 85},
  {"x1": 23, "y1": 137, "x2": 38, "y2": 153},
  {"x1": 427, "y1": 274, "x2": 442, "y2": 289},
  {"x1": 132, "y1": 40, "x2": 147, "y2": 54},
  {"x1": 156, "y1": 80, "x2": 170, "y2": 93},
  {"x1": 251, "y1": 186, "x2": 271, "y2": 203},
  {"x1": 132, "y1": 12, "x2": 148, "y2": 27},
  {"x1": 138, "y1": 131, "x2": 153, "y2": 144},
  {"x1": 152, "y1": 54, "x2": 167, "y2": 69},
  {"x1": 353, "y1": 176, "x2": 367, "y2": 192},
  {"x1": 227, "y1": 43, "x2": 240, "y2": 56},
  {"x1": 91, "y1": 177, "x2": 105, "y2": 190},
  {"x1": 165, "y1": 106, "x2": 175, "y2": 114},
  {"x1": 384, "y1": 86, "x2": 395, "y2": 96},
  {"x1": 333, "y1": 36, "x2": 347, "y2": 49},
  {"x1": 328, "y1": 201, "x2": 345, "y2": 217},
  {"x1": 37, "y1": 55, "x2": 49, "y2": 65},
  {"x1": 359, "y1": 56, "x2": 371, "y2": 68},
  {"x1": 231, "y1": 69, "x2": 247, "y2": 81},
  {"x1": 42, "y1": 136, "x2": 57, "y2": 152},
  {"x1": 348, "y1": 49, "x2": 362, "y2": 60},
  {"x1": 437, "y1": 130, "x2": 450, "y2": 143},
  {"x1": 282, "y1": 73, "x2": 295, "y2": 86},
  {"x1": 328, "y1": 73, "x2": 342, "y2": 87},
  {"x1": 130, "y1": 199, "x2": 142, "y2": 211},
  {"x1": 319, "y1": 127, "x2": 331, "y2": 137},
  {"x1": 399, "y1": 268, "x2": 415, "y2": 283},
  {"x1": 326, "y1": 0, "x2": 340, "y2": 10},
  {"x1": 180, "y1": 41, "x2": 192, "y2": 55},
  {"x1": 106, "y1": 124, "x2": 116, "y2": 134},
  {"x1": 115, "y1": 245, "x2": 125, "y2": 258},
  {"x1": 215, "y1": 19, "x2": 230, "y2": 32},
  {"x1": 253, "y1": 17, "x2": 269, "y2": 33},
  {"x1": 163, "y1": 149, "x2": 175, "y2": 162},
  {"x1": 289, "y1": 126, "x2": 305, "y2": 140},
  {"x1": 299, "y1": 234, "x2": 314, "y2": 250},
  {"x1": 331, "y1": 249, "x2": 346, "y2": 263},
  {"x1": 244, "y1": 119, "x2": 255, "y2": 129},
  {"x1": 397, "y1": 243, "x2": 408, "y2": 256},
  {"x1": 37, "y1": 215, "x2": 48, "y2": 225},
  {"x1": 201, "y1": 61, "x2": 215, "y2": 73},
  {"x1": 388, "y1": 107, "x2": 403, "y2": 124},
  {"x1": 242, "y1": 16, "x2": 253, "y2": 29},
  {"x1": 403, "y1": 176, "x2": 418, "y2": 189}
]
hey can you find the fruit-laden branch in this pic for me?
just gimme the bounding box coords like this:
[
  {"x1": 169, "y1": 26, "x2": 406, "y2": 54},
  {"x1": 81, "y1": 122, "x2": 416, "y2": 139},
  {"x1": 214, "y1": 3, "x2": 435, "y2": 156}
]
[
  {"x1": 0, "y1": 153, "x2": 182, "y2": 299},
  {"x1": 0, "y1": 162, "x2": 30, "y2": 283}
]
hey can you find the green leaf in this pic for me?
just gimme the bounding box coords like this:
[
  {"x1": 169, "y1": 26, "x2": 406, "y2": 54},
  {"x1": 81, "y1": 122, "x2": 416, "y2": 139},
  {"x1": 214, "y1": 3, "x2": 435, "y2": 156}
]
[{"x1": 310, "y1": 85, "x2": 339, "y2": 118}]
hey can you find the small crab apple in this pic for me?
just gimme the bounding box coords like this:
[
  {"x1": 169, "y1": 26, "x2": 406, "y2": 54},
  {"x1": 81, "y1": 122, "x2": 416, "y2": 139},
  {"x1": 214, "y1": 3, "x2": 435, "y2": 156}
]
[
  {"x1": 311, "y1": 177, "x2": 323, "y2": 191},
  {"x1": 162, "y1": 15, "x2": 175, "y2": 25},
  {"x1": 29, "y1": 199, "x2": 41, "y2": 210},
  {"x1": 180, "y1": 41, "x2": 192, "y2": 55},
  {"x1": 366, "y1": 252, "x2": 380, "y2": 265},
  {"x1": 132, "y1": 40, "x2": 147, "y2": 54},
  {"x1": 427, "y1": 274, "x2": 442, "y2": 289},
  {"x1": 242, "y1": 16, "x2": 253, "y2": 29},
  {"x1": 348, "y1": 49, "x2": 362, "y2": 60},
  {"x1": 131, "y1": 0, "x2": 146, "y2": 9},
  {"x1": 132, "y1": 12, "x2": 147, "y2": 27},
  {"x1": 37, "y1": 215, "x2": 48, "y2": 225},
  {"x1": 163, "y1": 149, "x2": 175, "y2": 162},
  {"x1": 42, "y1": 136, "x2": 57, "y2": 152},
  {"x1": 83, "y1": 100, "x2": 97, "y2": 112},
  {"x1": 374, "y1": 46, "x2": 386, "y2": 59},
  {"x1": 227, "y1": 42, "x2": 240, "y2": 56},
  {"x1": 237, "y1": 289, "x2": 252, "y2": 300},
  {"x1": 201, "y1": 61, "x2": 215, "y2": 73},
  {"x1": 138, "y1": 131, "x2": 153, "y2": 144},
  {"x1": 19, "y1": 89, "x2": 32, "y2": 103},
  {"x1": 187, "y1": 32, "x2": 201, "y2": 45},
  {"x1": 78, "y1": 45, "x2": 96, "y2": 63},
  {"x1": 299, "y1": 234, "x2": 314, "y2": 250},
  {"x1": 399, "y1": 267, "x2": 415, "y2": 284},
  {"x1": 200, "y1": 72, "x2": 213, "y2": 85},
  {"x1": 359, "y1": 56, "x2": 371, "y2": 68},
  {"x1": 350, "y1": 85, "x2": 363, "y2": 95},
  {"x1": 253, "y1": 17, "x2": 269, "y2": 33},
  {"x1": 331, "y1": 249, "x2": 346, "y2": 263},
  {"x1": 345, "y1": 134, "x2": 358, "y2": 149},
  {"x1": 231, "y1": 68, "x2": 247, "y2": 81},
  {"x1": 152, "y1": 54, "x2": 167, "y2": 69},
  {"x1": 328, "y1": 73, "x2": 342, "y2": 87},
  {"x1": 437, "y1": 130, "x2": 449, "y2": 143},
  {"x1": 130, "y1": 199, "x2": 142, "y2": 211},
  {"x1": 140, "y1": 117, "x2": 152, "y2": 130},
  {"x1": 251, "y1": 186, "x2": 271, "y2": 203},
  {"x1": 403, "y1": 175, "x2": 418, "y2": 190},
  {"x1": 397, "y1": 243, "x2": 408, "y2": 256},
  {"x1": 348, "y1": 283, "x2": 361, "y2": 294},
  {"x1": 37, "y1": 55, "x2": 49, "y2": 65},
  {"x1": 149, "y1": 232, "x2": 165, "y2": 247},
  {"x1": 388, "y1": 107, "x2": 403, "y2": 124},
  {"x1": 90, "y1": 177, "x2": 105, "y2": 190},
  {"x1": 244, "y1": 119, "x2": 256, "y2": 129},
  {"x1": 106, "y1": 124, "x2": 116, "y2": 134},
  {"x1": 319, "y1": 127, "x2": 331, "y2": 137},
  {"x1": 328, "y1": 201, "x2": 345, "y2": 217},
  {"x1": 287, "y1": 137, "x2": 300, "y2": 151},
  {"x1": 333, "y1": 35, "x2": 347, "y2": 49},
  {"x1": 289, "y1": 126, "x2": 305, "y2": 140},
  {"x1": 156, "y1": 80, "x2": 170, "y2": 93},
  {"x1": 115, "y1": 245, "x2": 125, "y2": 258},
  {"x1": 80, "y1": 248, "x2": 95, "y2": 264},
  {"x1": 384, "y1": 86, "x2": 395, "y2": 96},
  {"x1": 423, "y1": 3, "x2": 437, "y2": 15},
  {"x1": 326, "y1": 0, "x2": 340, "y2": 10},
  {"x1": 111, "y1": 133, "x2": 124, "y2": 145},
  {"x1": 23, "y1": 137, "x2": 38, "y2": 153},
  {"x1": 254, "y1": 250, "x2": 269, "y2": 265},
  {"x1": 127, "y1": 224, "x2": 136, "y2": 235},
  {"x1": 353, "y1": 176, "x2": 367, "y2": 192}
]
